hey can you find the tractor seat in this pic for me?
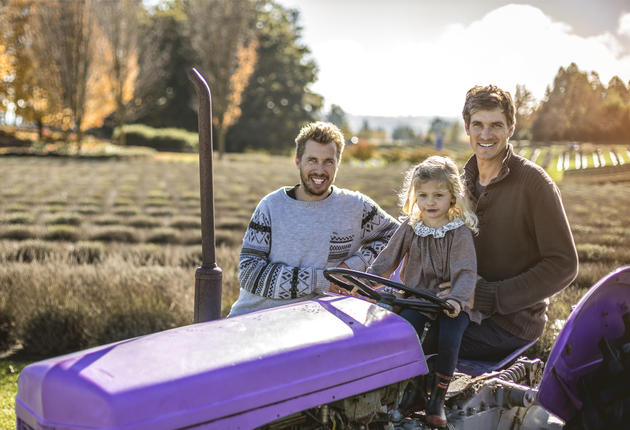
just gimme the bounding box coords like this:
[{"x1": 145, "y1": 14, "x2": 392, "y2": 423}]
[{"x1": 455, "y1": 339, "x2": 538, "y2": 377}]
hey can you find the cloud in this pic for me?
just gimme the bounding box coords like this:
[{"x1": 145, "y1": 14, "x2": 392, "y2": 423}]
[{"x1": 312, "y1": 5, "x2": 630, "y2": 117}]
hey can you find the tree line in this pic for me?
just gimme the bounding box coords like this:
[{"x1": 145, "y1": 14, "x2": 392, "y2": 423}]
[
  {"x1": 1, "y1": 0, "x2": 629, "y2": 155},
  {"x1": 515, "y1": 63, "x2": 630, "y2": 144},
  {"x1": 0, "y1": 0, "x2": 321, "y2": 155}
]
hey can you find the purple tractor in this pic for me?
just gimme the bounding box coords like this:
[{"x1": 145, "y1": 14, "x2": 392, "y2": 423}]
[
  {"x1": 14, "y1": 266, "x2": 630, "y2": 429},
  {"x1": 15, "y1": 71, "x2": 630, "y2": 429}
]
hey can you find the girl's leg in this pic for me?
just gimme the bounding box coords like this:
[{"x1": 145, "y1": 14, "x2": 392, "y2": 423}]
[
  {"x1": 426, "y1": 312, "x2": 470, "y2": 428},
  {"x1": 434, "y1": 312, "x2": 470, "y2": 377},
  {"x1": 398, "y1": 309, "x2": 431, "y2": 341}
]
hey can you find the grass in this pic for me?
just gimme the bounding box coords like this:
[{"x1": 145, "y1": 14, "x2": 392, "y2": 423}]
[
  {"x1": 1, "y1": 147, "x2": 629, "y2": 425},
  {"x1": 0, "y1": 360, "x2": 26, "y2": 430}
]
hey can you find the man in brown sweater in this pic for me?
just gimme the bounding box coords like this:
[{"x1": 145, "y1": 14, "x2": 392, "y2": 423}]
[{"x1": 454, "y1": 85, "x2": 578, "y2": 360}]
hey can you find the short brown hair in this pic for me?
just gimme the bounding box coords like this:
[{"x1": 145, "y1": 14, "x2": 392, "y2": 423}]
[
  {"x1": 462, "y1": 85, "x2": 515, "y2": 129},
  {"x1": 295, "y1": 121, "x2": 345, "y2": 161}
]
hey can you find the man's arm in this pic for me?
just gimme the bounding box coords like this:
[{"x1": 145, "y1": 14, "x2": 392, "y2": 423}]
[
  {"x1": 238, "y1": 204, "x2": 328, "y2": 300},
  {"x1": 342, "y1": 195, "x2": 400, "y2": 272},
  {"x1": 474, "y1": 180, "x2": 578, "y2": 315}
]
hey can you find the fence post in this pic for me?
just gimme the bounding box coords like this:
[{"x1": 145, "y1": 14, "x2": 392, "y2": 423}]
[{"x1": 188, "y1": 68, "x2": 223, "y2": 322}]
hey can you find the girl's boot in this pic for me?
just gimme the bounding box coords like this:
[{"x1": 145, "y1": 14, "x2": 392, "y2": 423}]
[{"x1": 426, "y1": 372, "x2": 451, "y2": 428}]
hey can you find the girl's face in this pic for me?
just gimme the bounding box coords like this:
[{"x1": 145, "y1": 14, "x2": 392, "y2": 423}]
[{"x1": 415, "y1": 180, "x2": 454, "y2": 228}]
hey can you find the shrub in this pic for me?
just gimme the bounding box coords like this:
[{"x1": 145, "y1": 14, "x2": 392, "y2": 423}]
[
  {"x1": 144, "y1": 199, "x2": 170, "y2": 208},
  {"x1": 113, "y1": 198, "x2": 135, "y2": 207},
  {"x1": 344, "y1": 141, "x2": 376, "y2": 161},
  {"x1": 179, "y1": 230, "x2": 201, "y2": 245},
  {"x1": 216, "y1": 217, "x2": 248, "y2": 231},
  {"x1": 44, "y1": 212, "x2": 82, "y2": 226},
  {"x1": 21, "y1": 307, "x2": 90, "y2": 357},
  {"x1": 404, "y1": 147, "x2": 445, "y2": 164},
  {"x1": 0, "y1": 307, "x2": 17, "y2": 352},
  {"x1": 170, "y1": 216, "x2": 201, "y2": 230},
  {"x1": 44, "y1": 225, "x2": 81, "y2": 242},
  {"x1": 76, "y1": 205, "x2": 101, "y2": 215},
  {"x1": 180, "y1": 191, "x2": 199, "y2": 201},
  {"x1": 0, "y1": 212, "x2": 34, "y2": 225},
  {"x1": 215, "y1": 230, "x2": 242, "y2": 247},
  {"x1": 0, "y1": 225, "x2": 37, "y2": 240},
  {"x1": 89, "y1": 226, "x2": 140, "y2": 243},
  {"x1": 146, "y1": 208, "x2": 175, "y2": 217},
  {"x1": 117, "y1": 124, "x2": 198, "y2": 153},
  {"x1": 11, "y1": 240, "x2": 56, "y2": 262},
  {"x1": 69, "y1": 242, "x2": 104, "y2": 264},
  {"x1": 121, "y1": 244, "x2": 167, "y2": 265},
  {"x1": 5, "y1": 203, "x2": 29, "y2": 213},
  {"x1": 126, "y1": 216, "x2": 162, "y2": 229},
  {"x1": 113, "y1": 207, "x2": 139, "y2": 217},
  {"x1": 92, "y1": 215, "x2": 123, "y2": 225},
  {"x1": 577, "y1": 244, "x2": 616, "y2": 263},
  {"x1": 146, "y1": 228, "x2": 180, "y2": 244},
  {"x1": 178, "y1": 247, "x2": 203, "y2": 267},
  {"x1": 97, "y1": 308, "x2": 177, "y2": 345}
]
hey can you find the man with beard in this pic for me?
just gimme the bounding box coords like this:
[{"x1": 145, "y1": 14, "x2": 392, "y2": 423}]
[{"x1": 228, "y1": 121, "x2": 399, "y2": 317}]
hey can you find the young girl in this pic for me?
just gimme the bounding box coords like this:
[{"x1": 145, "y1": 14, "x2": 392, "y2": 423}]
[{"x1": 368, "y1": 155, "x2": 480, "y2": 428}]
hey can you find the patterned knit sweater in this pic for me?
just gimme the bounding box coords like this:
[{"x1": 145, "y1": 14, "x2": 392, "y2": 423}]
[{"x1": 228, "y1": 186, "x2": 399, "y2": 317}]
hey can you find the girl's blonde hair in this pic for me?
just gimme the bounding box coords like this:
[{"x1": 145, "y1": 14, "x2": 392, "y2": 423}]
[{"x1": 400, "y1": 155, "x2": 478, "y2": 233}]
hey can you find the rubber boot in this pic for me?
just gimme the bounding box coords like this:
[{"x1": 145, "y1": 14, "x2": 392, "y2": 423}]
[{"x1": 426, "y1": 372, "x2": 451, "y2": 428}]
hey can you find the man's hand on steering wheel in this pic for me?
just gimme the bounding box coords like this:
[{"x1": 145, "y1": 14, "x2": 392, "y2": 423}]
[{"x1": 328, "y1": 263, "x2": 363, "y2": 297}]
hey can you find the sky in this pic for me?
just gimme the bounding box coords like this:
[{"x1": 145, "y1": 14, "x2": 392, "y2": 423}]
[{"x1": 277, "y1": 0, "x2": 630, "y2": 118}]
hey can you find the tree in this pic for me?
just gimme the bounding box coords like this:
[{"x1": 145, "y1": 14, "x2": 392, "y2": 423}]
[
  {"x1": 325, "y1": 104, "x2": 352, "y2": 138},
  {"x1": 513, "y1": 84, "x2": 536, "y2": 141},
  {"x1": 132, "y1": 2, "x2": 197, "y2": 131},
  {"x1": 94, "y1": 0, "x2": 141, "y2": 145},
  {"x1": 532, "y1": 63, "x2": 606, "y2": 142},
  {"x1": 226, "y1": 1, "x2": 322, "y2": 153},
  {"x1": 392, "y1": 124, "x2": 415, "y2": 141},
  {"x1": 32, "y1": 0, "x2": 98, "y2": 151},
  {"x1": 186, "y1": 0, "x2": 258, "y2": 158},
  {"x1": 602, "y1": 76, "x2": 630, "y2": 140},
  {"x1": 0, "y1": 0, "x2": 65, "y2": 136}
]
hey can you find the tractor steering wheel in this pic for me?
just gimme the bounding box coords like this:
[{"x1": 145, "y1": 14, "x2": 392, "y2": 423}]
[{"x1": 323, "y1": 268, "x2": 454, "y2": 313}]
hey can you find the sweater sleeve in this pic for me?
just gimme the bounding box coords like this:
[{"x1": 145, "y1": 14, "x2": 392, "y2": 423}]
[
  {"x1": 474, "y1": 179, "x2": 578, "y2": 315},
  {"x1": 367, "y1": 220, "x2": 411, "y2": 278},
  {"x1": 343, "y1": 194, "x2": 400, "y2": 272},
  {"x1": 445, "y1": 227, "x2": 477, "y2": 308},
  {"x1": 238, "y1": 201, "x2": 326, "y2": 299}
]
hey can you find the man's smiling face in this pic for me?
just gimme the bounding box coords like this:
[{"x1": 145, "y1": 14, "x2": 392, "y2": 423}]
[
  {"x1": 466, "y1": 108, "x2": 514, "y2": 163},
  {"x1": 295, "y1": 139, "x2": 339, "y2": 201}
]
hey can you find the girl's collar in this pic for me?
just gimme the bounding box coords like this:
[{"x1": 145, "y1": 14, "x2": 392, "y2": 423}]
[{"x1": 413, "y1": 218, "x2": 464, "y2": 238}]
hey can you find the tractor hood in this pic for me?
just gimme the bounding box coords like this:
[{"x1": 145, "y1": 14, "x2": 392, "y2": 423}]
[
  {"x1": 16, "y1": 296, "x2": 426, "y2": 429},
  {"x1": 538, "y1": 265, "x2": 630, "y2": 421}
]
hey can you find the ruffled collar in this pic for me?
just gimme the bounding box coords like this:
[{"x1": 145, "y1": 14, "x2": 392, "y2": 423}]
[{"x1": 413, "y1": 218, "x2": 464, "y2": 238}]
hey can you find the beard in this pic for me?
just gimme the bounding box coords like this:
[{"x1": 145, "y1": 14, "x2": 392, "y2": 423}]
[{"x1": 299, "y1": 169, "x2": 331, "y2": 197}]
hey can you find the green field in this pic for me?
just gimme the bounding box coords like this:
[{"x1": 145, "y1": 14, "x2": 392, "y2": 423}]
[{"x1": 1, "y1": 150, "x2": 629, "y2": 426}]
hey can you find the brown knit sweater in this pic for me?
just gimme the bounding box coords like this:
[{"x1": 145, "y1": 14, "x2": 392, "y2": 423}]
[{"x1": 463, "y1": 144, "x2": 578, "y2": 340}]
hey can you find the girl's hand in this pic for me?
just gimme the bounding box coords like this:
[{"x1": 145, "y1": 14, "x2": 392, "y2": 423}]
[{"x1": 444, "y1": 299, "x2": 461, "y2": 318}]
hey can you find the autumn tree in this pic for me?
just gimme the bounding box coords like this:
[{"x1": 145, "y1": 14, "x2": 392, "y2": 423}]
[
  {"x1": 532, "y1": 63, "x2": 612, "y2": 142},
  {"x1": 32, "y1": 0, "x2": 98, "y2": 151},
  {"x1": 0, "y1": 0, "x2": 65, "y2": 136},
  {"x1": 601, "y1": 76, "x2": 630, "y2": 141},
  {"x1": 94, "y1": 0, "x2": 140, "y2": 145},
  {"x1": 185, "y1": 0, "x2": 258, "y2": 158},
  {"x1": 226, "y1": 2, "x2": 322, "y2": 153}
]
